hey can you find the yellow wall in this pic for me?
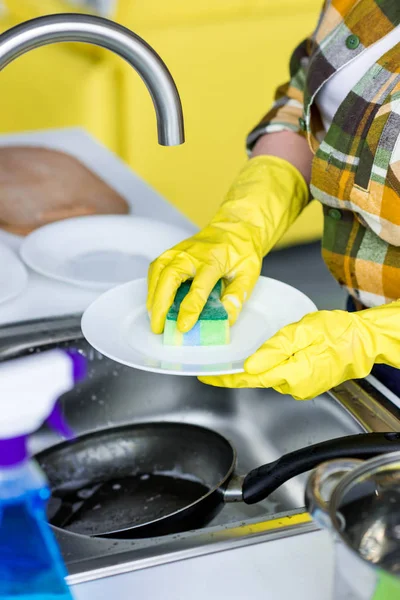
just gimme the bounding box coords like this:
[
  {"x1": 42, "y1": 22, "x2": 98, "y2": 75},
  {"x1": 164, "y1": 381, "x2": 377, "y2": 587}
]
[{"x1": 0, "y1": 0, "x2": 323, "y2": 246}]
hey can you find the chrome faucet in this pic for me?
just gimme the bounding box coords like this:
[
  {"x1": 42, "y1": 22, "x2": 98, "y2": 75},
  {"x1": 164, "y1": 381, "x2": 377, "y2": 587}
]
[{"x1": 0, "y1": 13, "x2": 184, "y2": 146}]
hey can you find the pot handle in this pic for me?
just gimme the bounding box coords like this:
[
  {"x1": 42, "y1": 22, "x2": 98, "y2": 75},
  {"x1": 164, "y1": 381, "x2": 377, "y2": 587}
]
[
  {"x1": 241, "y1": 432, "x2": 400, "y2": 505},
  {"x1": 304, "y1": 458, "x2": 362, "y2": 529}
]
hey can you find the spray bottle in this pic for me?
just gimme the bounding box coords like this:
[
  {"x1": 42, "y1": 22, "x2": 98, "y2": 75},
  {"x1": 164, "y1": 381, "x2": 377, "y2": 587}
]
[{"x1": 0, "y1": 349, "x2": 86, "y2": 599}]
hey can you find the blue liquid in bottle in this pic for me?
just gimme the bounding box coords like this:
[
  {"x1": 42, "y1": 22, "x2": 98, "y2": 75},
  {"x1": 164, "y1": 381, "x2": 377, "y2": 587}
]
[{"x1": 0, "y1": 463, "x2": 74, "y2": 600}]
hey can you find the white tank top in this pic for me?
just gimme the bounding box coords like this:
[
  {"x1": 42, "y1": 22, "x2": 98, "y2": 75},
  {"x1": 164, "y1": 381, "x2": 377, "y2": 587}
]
[{"x1": 316, "y1": 27, "x2": 400, "y2": 131}]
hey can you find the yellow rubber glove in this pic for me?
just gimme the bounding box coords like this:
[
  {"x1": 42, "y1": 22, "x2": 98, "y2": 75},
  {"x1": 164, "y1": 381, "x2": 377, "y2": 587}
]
[
  {"x1": 199, "y1": 302, "x2": 400, "y2": 400},
  {"x1": 147, "y1": 156, "x2": 309, "y2": 334}
]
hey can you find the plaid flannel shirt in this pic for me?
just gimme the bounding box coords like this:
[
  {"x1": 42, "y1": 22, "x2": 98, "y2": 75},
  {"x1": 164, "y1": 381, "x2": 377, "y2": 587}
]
[{"x1": 247, "y1": 0, "x2": 400, "y2": 308}]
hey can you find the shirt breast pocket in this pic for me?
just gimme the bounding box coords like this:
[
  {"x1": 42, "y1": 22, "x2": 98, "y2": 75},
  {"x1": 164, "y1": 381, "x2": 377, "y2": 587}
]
[{"x1": 351, "y1": 94, "x2": 400, "y2": 246}]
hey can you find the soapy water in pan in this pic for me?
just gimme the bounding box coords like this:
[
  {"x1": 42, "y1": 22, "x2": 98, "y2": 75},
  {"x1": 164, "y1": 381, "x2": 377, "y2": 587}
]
[
  {"x1": 39, "y1": 423, "x2": 236, "y2": 538},
  {"x1": 48, "y1": 473, "x2": 210, "y2": 537}
]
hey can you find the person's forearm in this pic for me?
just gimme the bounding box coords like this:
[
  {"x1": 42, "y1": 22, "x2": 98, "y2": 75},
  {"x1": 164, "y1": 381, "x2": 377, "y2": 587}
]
[{"x1": 252, "y1": 131, "x2": 313, "y2": 186}]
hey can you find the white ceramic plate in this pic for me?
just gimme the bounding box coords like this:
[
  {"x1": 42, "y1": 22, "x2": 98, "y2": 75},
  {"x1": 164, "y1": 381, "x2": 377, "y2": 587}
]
[
  {"x1": 81, "y1": 276, "x2": 317, "y2": 376},
  {"x1": 20, "y1": 215, "x2": 192, "y2": 290},
  {"x1": 0, "y1": 242, "x2": 28, "y2": 305}
]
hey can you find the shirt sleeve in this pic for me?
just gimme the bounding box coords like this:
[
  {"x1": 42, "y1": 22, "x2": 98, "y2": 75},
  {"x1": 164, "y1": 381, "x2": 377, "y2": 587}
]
[{"x1": 246, "y1": 37, "x2": 312, "y2": 153}]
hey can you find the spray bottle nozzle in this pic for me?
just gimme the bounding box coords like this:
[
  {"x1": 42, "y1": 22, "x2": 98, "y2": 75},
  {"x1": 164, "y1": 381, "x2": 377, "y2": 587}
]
[
  {"x1": 0, "y1": 349, "x2": 87, "y2": 466},
  {"x1": 45, "y1": 350, "x2": 87, "y2": 440},
  {"x1": 65, "y1": 350, "x2": 87, "y2": 383},
  {"x1": 46, "y1": 404, "x2": 74, "y2": 441}
]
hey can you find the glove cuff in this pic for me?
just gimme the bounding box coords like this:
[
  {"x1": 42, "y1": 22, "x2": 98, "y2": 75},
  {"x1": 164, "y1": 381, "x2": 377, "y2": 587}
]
[{"x1": 211, "y1": 155, "x2": 309, "y2": 256}]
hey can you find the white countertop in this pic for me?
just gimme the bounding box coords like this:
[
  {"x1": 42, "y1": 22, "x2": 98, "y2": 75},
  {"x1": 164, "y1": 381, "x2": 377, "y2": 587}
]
[
  {"x1": 73, "y1": 529, "x2": 334, "y2": 600},
  {"x1": 0, "y1": 128, "x2": 334, "y2": 599}
]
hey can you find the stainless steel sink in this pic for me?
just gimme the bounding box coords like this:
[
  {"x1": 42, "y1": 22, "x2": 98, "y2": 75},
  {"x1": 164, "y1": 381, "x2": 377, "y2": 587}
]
[{"x1": 1, "y1": 315, "x2": 399, "y2": 584}]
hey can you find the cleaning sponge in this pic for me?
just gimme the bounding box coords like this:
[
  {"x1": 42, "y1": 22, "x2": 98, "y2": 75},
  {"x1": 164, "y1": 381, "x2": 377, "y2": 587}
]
[{"x1": 163, "y1": 280, "x2": 230, "y2": 346}]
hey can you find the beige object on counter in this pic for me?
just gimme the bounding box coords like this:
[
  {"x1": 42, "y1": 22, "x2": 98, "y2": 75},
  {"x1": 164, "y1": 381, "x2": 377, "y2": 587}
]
[{"x1": 0, "y1": 146, "x2": 129, "y2": 235}]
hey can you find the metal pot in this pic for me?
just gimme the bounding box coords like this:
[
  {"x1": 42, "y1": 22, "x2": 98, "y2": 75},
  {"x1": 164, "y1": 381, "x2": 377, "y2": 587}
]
[{"x1": 306, "y1": 448, "x2": 400, "y2": 600}]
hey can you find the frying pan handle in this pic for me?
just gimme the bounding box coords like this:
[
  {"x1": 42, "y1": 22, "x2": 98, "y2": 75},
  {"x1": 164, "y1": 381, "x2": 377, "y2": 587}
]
[{"x1": 242, "y1": 432, "x2": 400, "y2": 505}]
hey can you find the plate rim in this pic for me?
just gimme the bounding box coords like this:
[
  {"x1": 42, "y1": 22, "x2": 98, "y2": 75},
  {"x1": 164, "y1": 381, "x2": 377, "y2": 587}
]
[
  {"x1": 19, "y1": 215, "x2": 192, "y2": 290},
  {"x1": 0, "y1": 243, "x2": 28, "y2": 305}
]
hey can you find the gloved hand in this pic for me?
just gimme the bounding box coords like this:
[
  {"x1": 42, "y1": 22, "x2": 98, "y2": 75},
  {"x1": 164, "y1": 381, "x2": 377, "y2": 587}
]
[
  {"x1": 147, "y1": 155, "x2": 309, "y2": 334},
  {"x1": 198, "y1": 302, "x2": 400, "y2": 400}
]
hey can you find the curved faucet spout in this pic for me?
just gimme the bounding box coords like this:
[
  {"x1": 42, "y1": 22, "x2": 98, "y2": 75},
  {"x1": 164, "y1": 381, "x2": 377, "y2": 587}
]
[{"x1": 0, "y1": 13, "x2": 184, "y2": 146}]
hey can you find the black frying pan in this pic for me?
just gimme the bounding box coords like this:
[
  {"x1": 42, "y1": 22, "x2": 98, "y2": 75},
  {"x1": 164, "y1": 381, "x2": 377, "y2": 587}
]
[{"x1": 35, "y1": 423, "x2": 400, "y2": 539}]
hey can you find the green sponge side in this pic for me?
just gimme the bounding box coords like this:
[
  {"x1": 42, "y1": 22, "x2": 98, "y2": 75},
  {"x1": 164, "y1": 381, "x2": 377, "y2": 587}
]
[{"x1": 166, "y1": 280, "x2": 227, "y2": 321}]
